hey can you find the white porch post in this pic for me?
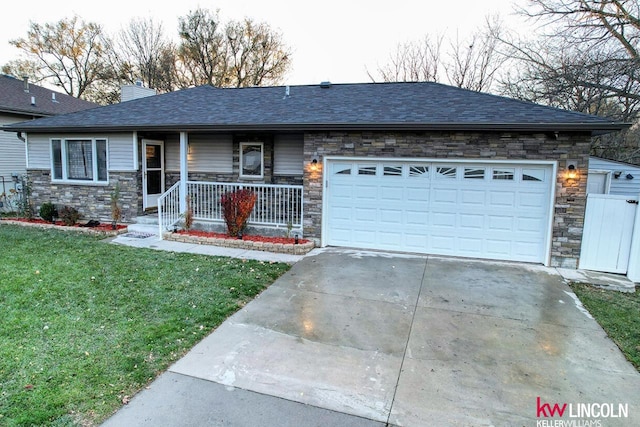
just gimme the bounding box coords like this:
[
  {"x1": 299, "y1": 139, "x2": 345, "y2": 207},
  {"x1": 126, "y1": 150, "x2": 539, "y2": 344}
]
[
  {"x1": 179, "y1": 131, "x2": 188, "y2": 213},
  {"x1": 627, "y1": 193, "x2": 640, "y2": 282}
]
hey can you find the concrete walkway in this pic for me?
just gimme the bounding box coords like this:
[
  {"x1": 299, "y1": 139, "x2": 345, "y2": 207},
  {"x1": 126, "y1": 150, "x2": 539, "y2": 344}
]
[{"x1": 102, "y1": 246, "x2": 640, "y2": 426}]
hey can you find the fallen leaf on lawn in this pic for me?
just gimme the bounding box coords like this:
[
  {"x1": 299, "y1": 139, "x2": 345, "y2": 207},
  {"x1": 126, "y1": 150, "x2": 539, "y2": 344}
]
[
  {"x1": 122, "y1": 396, "x2": 130, "y2": 404},
  {"x1": 24, "y1": 384, "x2": 34, "y2": 390}
]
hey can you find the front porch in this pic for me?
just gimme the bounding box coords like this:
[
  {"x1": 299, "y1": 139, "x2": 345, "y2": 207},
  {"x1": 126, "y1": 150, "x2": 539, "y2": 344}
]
[
  {"x1": 138, "y1": 130, "x2": 306, "y2": 239},
  {"x1": 157, "y1": 180, "x2": 304, "y2": 238}
]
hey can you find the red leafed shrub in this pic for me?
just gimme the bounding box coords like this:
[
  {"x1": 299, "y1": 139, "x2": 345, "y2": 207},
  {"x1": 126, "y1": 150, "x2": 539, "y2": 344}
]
[{"x1": 221, "y1": 189, "x2": 257, "y2": 237}]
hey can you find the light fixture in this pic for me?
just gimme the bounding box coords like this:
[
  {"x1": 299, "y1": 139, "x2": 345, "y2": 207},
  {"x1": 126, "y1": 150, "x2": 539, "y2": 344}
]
[
  {"x1": 614, "y1": 171, "x2": 623, "y2": 179},
  {"x1": 566, "y1": 161, "x2": 578, "y2": 180},
  {"x1": 627, "y1": 173, "x2": 634, "y2": 180},
  {"x1": 309, "y1": 157, "x2": 319, "y2": 172}
]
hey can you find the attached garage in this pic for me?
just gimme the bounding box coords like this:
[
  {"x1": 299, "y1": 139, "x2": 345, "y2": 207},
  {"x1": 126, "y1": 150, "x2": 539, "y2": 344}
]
[{"x1": 324, "y1": 159, "x2": 555, "y2": 263}]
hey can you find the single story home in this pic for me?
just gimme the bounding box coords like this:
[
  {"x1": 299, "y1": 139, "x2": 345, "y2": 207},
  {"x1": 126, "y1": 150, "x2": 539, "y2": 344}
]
[
  {"x1": 0, "y1": 74, "x2": 97, "y2": 202},
  {"x1": 3, "y1": 82, "x2": 628, "y2": 268},
  {"x1": 588, "y1": 156, "x2": 640, "y2": 196}
]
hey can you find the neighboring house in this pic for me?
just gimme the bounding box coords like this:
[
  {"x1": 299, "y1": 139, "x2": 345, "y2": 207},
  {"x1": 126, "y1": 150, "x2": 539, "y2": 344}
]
[
  {"x1": 0, "y1": 74, "x2": 97, "y2": 201},
  {"x1": 3, "y1": 82, "x2": 628, "y2": 268},
  {"x1": 587, "y1": 156, "x2": 640, "y2": 196}
]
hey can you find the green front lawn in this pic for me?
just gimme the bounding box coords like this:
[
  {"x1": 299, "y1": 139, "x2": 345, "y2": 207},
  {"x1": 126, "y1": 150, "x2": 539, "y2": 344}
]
[
  {"x1": 0, "y1": 224, "x2": 290, "y2": 426},
  {"x1": 570, "y1": 283, "x2": 640, "y2": 371}
]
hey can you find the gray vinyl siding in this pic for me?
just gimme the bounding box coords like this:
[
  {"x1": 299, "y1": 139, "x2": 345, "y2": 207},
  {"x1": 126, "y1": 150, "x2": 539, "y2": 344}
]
[
  {"x1": 25, "y1": 132, "x2": 135, "y2": 171},
  {"x1": 274, "y1": 134, "x2": 304, "y2": 175},
  {"x1": 0, "y1": 115, "x2": 26, "y2": 178},
  {"x1": 107, "y1": 133, "x2": 136, "y2": 170},
  {"x1": 166, "y1": 134, "x2": 233, "y2": 172},
  {"x1": 589, "y1": 156, "x2": 640, "y2": 196}
]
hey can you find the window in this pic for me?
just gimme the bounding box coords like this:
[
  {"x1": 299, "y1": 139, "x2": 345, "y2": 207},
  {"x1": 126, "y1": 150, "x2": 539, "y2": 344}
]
[
  {"x1": 492, "y1": 168, "x2": 515, "y2": 180},
  {"x1": 51, "y1": 138, "x2": 108, "y2": 183},
  {"x1": 464, "y1": 168, "x2": 485, "y2": 179},
  {"x1": 358, "y1": 165, "x2": 377, "y2": 176},
  {"x1": 436, "y1": 166, "x2": 457, "y2": 179},
  {"x1": 523, "y1": 168, "x2": 545, "y2": 182},
  {"x1": 409, "y1": 165, "x2": 429, "y2": 177},
  {"x1": 383, "y1": 165, "x2": 403, "y2": 176},
  {"x1": 240, "y1": 142, "x2": 264, "y2": 178}
]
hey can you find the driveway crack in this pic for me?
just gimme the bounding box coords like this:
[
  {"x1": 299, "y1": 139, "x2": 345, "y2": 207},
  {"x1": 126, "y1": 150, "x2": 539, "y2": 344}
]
[{"x1": 386, "y1": 255, "x2": 430, "y2": 425}]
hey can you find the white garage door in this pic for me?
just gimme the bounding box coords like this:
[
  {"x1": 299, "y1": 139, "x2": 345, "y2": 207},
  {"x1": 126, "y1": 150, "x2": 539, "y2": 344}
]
[{"x1": 325, "y1": 160, "x2": 553, "y2": 263}]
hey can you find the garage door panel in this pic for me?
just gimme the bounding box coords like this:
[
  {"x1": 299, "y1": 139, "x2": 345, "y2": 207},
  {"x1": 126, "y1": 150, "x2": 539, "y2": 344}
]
[
  {"x1": 326, "y1": 160, "x2": 552, "y2": 263},
  {"x1": 459, "y1": 213, "x2": 484, "y2": 230},
  {"x1": 354, "y1": 208, "x2": 376, "y2": 222},
  {"x1": 517, "y1": 217, "x2": 544, "y2": 233},
  {"x1": 489, "y1": 191, "x2": 517, "y2": 207},
  {"x1": 432, "y1": 188, "x2": 457, "y2": 204},
  {"x1": 380, "y1": 209, "x2": 403, "y2": 224},
  {"x1": 487, "y1": 215, "x2": 513, "y2": 231},
  {"x1": 432, "y1": 212, "x2": 456, "y2": 228},
  {"x1": 460, "y1": 189, "x2": 486, "y2": 206}
]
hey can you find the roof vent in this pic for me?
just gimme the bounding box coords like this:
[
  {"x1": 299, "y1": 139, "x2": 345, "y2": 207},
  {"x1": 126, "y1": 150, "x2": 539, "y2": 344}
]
[
  {"x1": 23, "y1": 76, "x2": 29, "y2": 93},
  {"x1": 283, "y1": 85, "x2": 290, "y2": 99},
  {"x1": 30, "y1": 96, "x2": 36, "y2": 106},
  {"x1": 320, "y1": 81, "x2": 331, "y2": 88},
  {"x1": 51, "y1": 92, "x2": 58, "y2": 103}
]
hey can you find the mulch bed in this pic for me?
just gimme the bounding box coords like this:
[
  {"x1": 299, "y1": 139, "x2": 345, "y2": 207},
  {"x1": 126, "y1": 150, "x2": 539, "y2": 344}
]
[
  {"x1": 164, "y1": 229, "x2": 314, "y2": 255},
  {"x1": 1, "y1": 218, "x2": 128, "y2": 236}
]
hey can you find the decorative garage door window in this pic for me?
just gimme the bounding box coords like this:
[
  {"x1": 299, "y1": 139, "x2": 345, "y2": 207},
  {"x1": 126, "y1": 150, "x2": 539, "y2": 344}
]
[
  {"x1": 523, "y1": 168, "x2": 545, "y2": 181},
  {"x1": 492, "y1": 168, "x2": 515, "y2": 180},
  {"x1": 409, "y1": 165, "x2": 429, "y2": 177},
  {"x1": 383, "y1": 165, "x2": 403, "y2": 176},
  {"x1": 436, "y1": 166, "x2": 457, "y2": 179},
  {"x1": 358, "y1": 165, "x2": 377, "y2": 175},
  {"x1": 333, "y1": 165, "x2": 351, "y2": 175},
  {"x1": 464, "y1": 167, "x2": 485, "y2": 179},
  {"x1": 240, "y1": 142, "x2": 264, "y2": 178}
]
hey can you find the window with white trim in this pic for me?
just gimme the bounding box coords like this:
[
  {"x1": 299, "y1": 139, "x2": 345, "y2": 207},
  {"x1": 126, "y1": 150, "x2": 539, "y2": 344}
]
[
  {"x1": 240, "y1": 142, "x2": 264, "y2": 178},
  {"x1": 51, "y1": 138, "x2": 108, "y2": 183}
]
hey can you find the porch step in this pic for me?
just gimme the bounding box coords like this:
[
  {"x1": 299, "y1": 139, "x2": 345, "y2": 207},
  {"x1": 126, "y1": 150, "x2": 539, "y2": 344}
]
[
  {"x1": 127, "y1": 223, "x2": 159, "y2": 235},
  {"x1": 135, "y1": 214, "x2": 159, "y2": 225}
]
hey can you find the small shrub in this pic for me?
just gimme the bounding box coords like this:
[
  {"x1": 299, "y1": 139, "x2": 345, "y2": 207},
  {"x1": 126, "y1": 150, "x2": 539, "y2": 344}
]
[
  {"x1": 59, "y1": 206, "x2": 81, "y2": 226},
  {"x1": 39, "y1": 202, "x2": 58, "y2": 223},
  {"x1": 17, "y1": 178, "x2": 34, "y2": 219},
  {"x1": 183, "y1": 195, "x2": 194, "y2": 231},
  {"x1": 221, "y1": 189, "x2": 257, "y2": 237},
  {"x1": 110, "y1": 184, "x2": 122, "y2": 230}
]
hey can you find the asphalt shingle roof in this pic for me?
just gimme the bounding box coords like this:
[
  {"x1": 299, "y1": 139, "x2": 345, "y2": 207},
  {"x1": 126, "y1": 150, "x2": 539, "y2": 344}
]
[
  {"x1": 3, "y1": 81, "x2": 627, "y2": 133},
  {"x1": 0, "y1": 74, "x2": 98, "y2": 117}
]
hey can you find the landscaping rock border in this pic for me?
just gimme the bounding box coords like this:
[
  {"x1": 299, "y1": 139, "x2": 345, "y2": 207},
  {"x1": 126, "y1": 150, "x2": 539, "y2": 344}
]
[
  {"x1": 163, "y1": 232, "x2": 315, "y2": 255},
  {"x1": 1, "y1": 219, "x2": 128, "y2": 237}
]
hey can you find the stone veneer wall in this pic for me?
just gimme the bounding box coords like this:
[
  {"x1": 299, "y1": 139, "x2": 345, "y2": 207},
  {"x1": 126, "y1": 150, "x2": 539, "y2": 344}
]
[
  {"x1": 302, "y1": 131, "x2": 591, "y2": 268},
  {"x1": 28, "y1": 169, "x2": 141, "y2": 223}
]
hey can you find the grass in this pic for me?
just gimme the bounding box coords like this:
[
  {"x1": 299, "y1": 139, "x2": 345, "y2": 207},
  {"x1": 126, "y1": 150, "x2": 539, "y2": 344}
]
[
  {"x1": 0, "y1": 224, "x2": 290, "y2": 426},
  {"x1": 570, "y1": 283, "x2": 640, "y2": 371}
]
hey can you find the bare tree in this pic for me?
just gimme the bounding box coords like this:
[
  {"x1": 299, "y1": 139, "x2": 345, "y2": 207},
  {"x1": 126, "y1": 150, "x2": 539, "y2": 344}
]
[
  {"x1": 445, "y1": 23, "x2": 506, "y2": 92},
  {"x1": 368, "y1": 19, "x2": 505, "y2": 92},
  {"x1": 497, "y1": 0, "x2": 640, "y2": 162},
  {"x1": 224, "y1": 18, "x2": 291, "y2": 87},
  {"x1": 115, "y1": 18, "x2": 177, "y2": 92},
  {"x1": 176, "y1": 8, "x2": 292, "y2": 88},
  {"x1": 2, "y1": 16, "x2": 111, "y2": 101},
  {"x1": 177, "y1": 8, "x2": 227, "y2": 87},
  {"x1": 368, "y1": 35, "x2": 443, "y2": 83}
]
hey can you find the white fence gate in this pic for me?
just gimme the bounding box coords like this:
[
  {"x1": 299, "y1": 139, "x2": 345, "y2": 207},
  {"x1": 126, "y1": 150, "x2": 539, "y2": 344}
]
[{"x1": 579, "y1": 194, "x2": 638, "y2": 274}]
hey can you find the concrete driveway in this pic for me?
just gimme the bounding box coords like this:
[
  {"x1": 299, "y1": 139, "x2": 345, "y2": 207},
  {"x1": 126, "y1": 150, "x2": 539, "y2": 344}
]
[{"x1": 104, "y1": 249, "x2": 640, "y2": 426}]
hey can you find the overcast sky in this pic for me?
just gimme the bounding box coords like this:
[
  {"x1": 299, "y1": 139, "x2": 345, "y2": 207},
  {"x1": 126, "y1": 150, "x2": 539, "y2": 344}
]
[{"x1": 0, "y1": 0, "x2": 531, "y2": 86}]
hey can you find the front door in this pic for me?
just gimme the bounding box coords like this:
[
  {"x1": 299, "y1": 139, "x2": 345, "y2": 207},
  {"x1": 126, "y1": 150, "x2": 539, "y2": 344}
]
[{"x1": 142, "y1": 140, "x2": 164, "y2": 210}]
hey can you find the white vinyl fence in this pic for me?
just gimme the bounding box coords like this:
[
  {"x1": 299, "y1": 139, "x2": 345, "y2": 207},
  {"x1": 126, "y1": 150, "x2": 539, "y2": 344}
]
[{"x1": 579, "y1": 194, "x2": 639, "y2": 277}]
